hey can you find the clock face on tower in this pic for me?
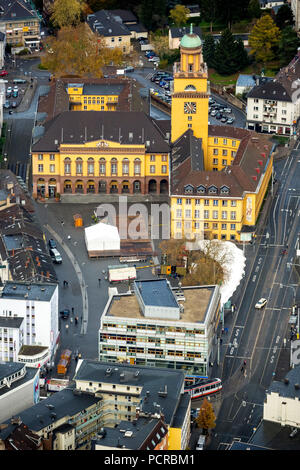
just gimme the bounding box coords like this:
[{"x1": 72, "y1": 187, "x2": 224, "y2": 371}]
[{"x1": 184, "y1": 102, "x2": 196, "y2": 114}]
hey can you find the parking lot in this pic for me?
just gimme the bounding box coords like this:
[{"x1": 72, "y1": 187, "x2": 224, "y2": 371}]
[
  {"x1": 3, "y1": 77, "x2": 29, "y2": 113},
  {"x1": 148, "y1": 70, "x2": 244, "y2": 126}
]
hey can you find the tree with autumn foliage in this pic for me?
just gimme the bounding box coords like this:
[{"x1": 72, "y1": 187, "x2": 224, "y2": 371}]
[
  {"x1": 41, "y1": 23, "x2": 123, "y2": 77},
  {"x1": 50, "y1": 0, "x2": 89, "y2": 28},
  {"x1": 169, "y1": 5, "x2": 190, "y2": 26},
  {"x1": 160, "y1": 238, "x2": 189, "y2": 267},
  {"x1": 195, "y1": 398, "x2": 216, "y2": 434},
  {"x1": 248, "y1": 14, "x2": 281, "y2": 64}
]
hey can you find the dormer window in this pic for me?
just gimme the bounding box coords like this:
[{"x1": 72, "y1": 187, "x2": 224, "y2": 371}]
[
  {"x1": 220, "y1": 185, "x2": 230, "y2": 194},
  {"x1": 197, "y1": 185, "x2": 206, "y2": 193},
  {"x1": 184, "y1": 184, "x2": 194, "y2": 193},
  {"x1": 208, "y1": 185, "x2": 218, "y2": 194}
]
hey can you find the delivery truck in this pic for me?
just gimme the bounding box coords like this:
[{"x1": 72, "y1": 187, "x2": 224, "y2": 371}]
[
  {"x1": 57, "y1": 349, "x2": 72, "y2": 375},
  {"x1": 108, "y1": 265, "x2": 136, "y2": 282}
]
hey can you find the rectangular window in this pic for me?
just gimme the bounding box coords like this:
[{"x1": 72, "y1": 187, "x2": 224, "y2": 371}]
[
  {"x1": 221, "y1": 211, "x2": 227, "y2": 219},
  {"x1": 162, "y1": 155, "x2": 167, "y2": 162},
  {"x1": 185, "y1": 199, "x2": 191, "y2": 205},
  {"x1": 185, "y1": 210, "x2": 191, "y2": 218},
  {"x1": 150, "y1": 165, "x2": 156, "y2": 173},
  {"x1": 176, "y1": 221, "x2": 182, "y2": 228},
  {"x1": 213, "y1": 200, "x2": 218, "y2": 206},
  {"x1": 50, "y1": 164, "x2": 55, "y2": 173},
  {"x1": 194, "y1": 210, "x2": 200, "y2": 218},
  {"x1": 222, "y1": 200, "x2": 227, "y2": 206},
  {"x1": 214, "y1": 138, "x2": 218, "y2": 144},
  {"x1": 38, "y1": 164, "x2": 43, "y2": 172},
  {"x1": 222, "y1": 159, "x2": 227, "y2": 165},
  {"x1": 177, "y1": 198, "x2": 182, "y2": 205},
  {"x1": 213, "y1": 158, "x2": 218, "y2": 165},
  {"x1": 223, "y1": 138, "x2": 227, "y2": 145},
  {"x1": 231, "y1": 211, "x2": 236, "y2": 220},
  {"x1": 204, "y1": 210, "x2": 209, "y2": 219},
  {"x1": 213, "y1": 149, "x2": 218, "y2": 155},
  {"x1": 150, "y1": 155, "x2": 156, "y2": 161},
  {"x1": 230, "y1": 224, "x2": 236, "y2": 230},
  {"x1": 222, "y1": 150, "x2": 227, "y2": 156},
  {"x1": 38, "y1": 154, "x2": 43, "y2": 160},
  {"x1": 161, "y1": 165, "x2": 167, "y2": 173},
  {"x1": 176, "y1": 209, "x2": 182, "y2": 217},
  {"x1": 50, "y1": 154, "x2": 55, "y2": 160},
  {"x1": 213, "y1": 210, "x2": 218, "y2": 219},
  {"x1": 204, "y1": 199, "x2": 209, "y2": 206}
]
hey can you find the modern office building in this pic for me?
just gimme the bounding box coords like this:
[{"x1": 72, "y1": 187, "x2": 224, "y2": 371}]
[{"x1": 98, "y1": 278, "x2": 221, "y2": 376}]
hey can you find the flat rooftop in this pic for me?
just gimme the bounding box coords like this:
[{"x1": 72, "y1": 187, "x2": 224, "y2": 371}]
[
  {"x1": 135, "y1": 279, "x2": 179, "y2": 309},
  {"x1": 107, "y1": 286, "x2": 214, "y2": 323},
  {"x1": 1, "y1": 281, "x2": 57, "y2": 302}
]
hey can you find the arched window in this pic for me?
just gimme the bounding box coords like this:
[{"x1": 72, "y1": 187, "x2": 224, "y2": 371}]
[
  {"x1": 99, "y1": 158, "x2": 106, "y2": 175},
  {"x1": 64, "y1": 158, "x2": 71, "y2": 175},
  {"x1": 184, "y1": 84, "x2": 196, "y2": 91},
  {"x1": 87, "y1": 157, "x2": 94, "y2": 175},
  {"x1": 76, "y1": 158, "x2": 83, "y2": 175}
]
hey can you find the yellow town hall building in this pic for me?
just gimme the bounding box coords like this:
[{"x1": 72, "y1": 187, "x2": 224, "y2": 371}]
[{"x1": 31, "y1": 25, "x2": 274, "y2": 241}]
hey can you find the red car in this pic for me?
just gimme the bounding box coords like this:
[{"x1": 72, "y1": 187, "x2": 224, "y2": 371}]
[{"x1": 0, "y1": 70, "x2": 8, "y2": 77}]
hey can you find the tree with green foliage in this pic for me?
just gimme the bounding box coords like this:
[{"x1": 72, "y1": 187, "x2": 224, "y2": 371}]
[
  {"x1": 50, "y1": 0, "x2": 87, "y2": 28},
  {"x1": 138, "y1": 0, "x2": 167, "y2": 31},
  {"x1": 169, "y1": 4, "x2": 190, "y2": 26},
  {"x1": 213, "y1": 29, "x2": 248, "y2": 74},
  {"x1": 249, "y1": 14, "x2": 281, "y2": 64},
  {"x1": 202, "y1": 34, "x2": 216, "y2": 68},
  {"x1": 247, "y1": 0, "x2": 261, "y2": 19},
  {"x1": 199, "y1": 0, "x2": 219, "y2": 33},
  {"x1": 275, "y1": 4, "x2": 295, "y2": 30},
  {"x1": 217, "y1": 0, "x2": 250, "y2": 29},
  {"x1": 278, "y1": 26, "x2": 300, "y2": 66}
]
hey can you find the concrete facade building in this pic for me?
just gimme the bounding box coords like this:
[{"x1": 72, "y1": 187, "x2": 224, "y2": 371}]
[
  {"x1": 0, "y1": 359, "x2": 191, "y2": 450},
  {"x1": 0, "y1": 281, "x2": 59, "y2": 366},
  {"x1": 0, "y1": 361, "x2": 40, "y2": 423},
  {"x1": 98, "y1": 279, "x2": 221, "y2": 376}
]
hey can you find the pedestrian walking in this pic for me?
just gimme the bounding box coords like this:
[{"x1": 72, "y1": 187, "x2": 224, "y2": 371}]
[
  {"x1": 243, "y1": 360, "x2": 246, "y2": 366},
  {"x1": 241, "y1": 366, "x2": 244, "y2": 373},
  {"x1": 75, "y1": 316, "x2": 78, "y2": 325},
  {"x1": 70, "y1": 317, "x2": 73, "y2": 323},
  {"x1": 98, "y1": 278, "x2": 101, "y2": 286},
  {"x1": 71, "y1": 307, "x2": 74, "y2": 315},
  {"x1": 220, "y1": 338, "x2": 223, "y2": 345}
]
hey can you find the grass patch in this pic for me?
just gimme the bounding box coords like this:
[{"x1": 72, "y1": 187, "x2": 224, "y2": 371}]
[
  {"x1": 38, "y1": 63, "x2": 48, "y2": 70},
  {"x1": 271, "y1": 135, "x2": 290, "y2": 146}
]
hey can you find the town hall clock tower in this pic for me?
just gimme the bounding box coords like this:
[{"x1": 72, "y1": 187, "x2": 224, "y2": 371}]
[{"x1": 171, "y1": 25, "x2": 209, "y2": 164}]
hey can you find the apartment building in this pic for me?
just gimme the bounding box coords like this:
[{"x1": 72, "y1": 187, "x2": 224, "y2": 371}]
[
  {"x1": 247, "y1": 50, "x2": 300, "y2": 135},
  {"x1": 86, "y1": 10, "x2": 131, "y2": 54},
  {"x1": 0, "y1": 359, "x2": 191, "y2": 450},
  {"x1": 98, "y1": 279, "x2": 221, "y2": 376},
  {"x1": 0, "y1": 0, "x2": 41, "y2": 50},
  {"x1": 0, "y1": 281, "x2": 59, "y2": 366},
  {"x1": 0, "y1": 361, "x2": 40, "y2": 423}
]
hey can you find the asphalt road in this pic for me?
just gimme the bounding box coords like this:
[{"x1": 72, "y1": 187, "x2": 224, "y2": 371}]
[{"x1": 208, "y1": 142, "x2": 300, "y2": 448}]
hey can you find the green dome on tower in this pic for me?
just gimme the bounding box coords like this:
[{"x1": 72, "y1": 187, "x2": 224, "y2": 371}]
[{"x1": 180, "y1": 24, "x2": 202, "y2": 48}]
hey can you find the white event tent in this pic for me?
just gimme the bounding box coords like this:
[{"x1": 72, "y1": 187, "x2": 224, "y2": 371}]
[{"x1": 84, "y1": 222, "x2": 120, "y2": 253}]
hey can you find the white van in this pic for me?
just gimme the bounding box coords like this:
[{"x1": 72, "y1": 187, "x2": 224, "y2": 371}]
[
  {"x1": 49, "y1": 248, "x2": 62, "y2": 264},
  {"x1": 196, "y1": 435, "x2": 206, "y2": 450}
]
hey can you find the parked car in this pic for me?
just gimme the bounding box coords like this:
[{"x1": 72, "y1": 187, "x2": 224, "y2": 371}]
[
  {"x1": 6, "y1": 87, "x2": 12, "y2": 94},
  {"x1": 13, "y1": 78, "x2": 27, "y2": 84},
  {"x1": 210, "y1": 110, "x2": 217, "y2": 116},
  {"x1": 224, "y1": 107, "x2": 232, "y2": 113},
  {"x1": 255, "y1": 298, "x2": 267, "y2": 309},
  {"x1": 3, "y1": 101, "x2": 10, "y2": 109},
  {"x1": 48, "y1": 238, "x2": 57, "y2": 249},
  {"x1": 49, "y1": 248, "x2": 62, "y2": 264},
  {"x1": 227, "y1": 118, "x2": 234, "y2": 124},
  {"x1": 60, "y1": 309, "x2": 70, "y2": 319},
  {"x1": 0, "y1": 70, "x2": 8, "y2": 77},
  {"x1": 221, "y1": 116, "x2": 227, "y2": 123},
  {"x1": 12, "y1": 90, "x2": 18, "y2": 98},
  {"x1": 215, "y1": 112, "x2": 222, "y2": 119},
  {"x1": 196, "y1": 435, "x2": 205, "y2": 450},
  {"x1": 11, "y1": 101, "x2": 17, "y2": 108},
  {"x1": 124, "y1": 66, "x2": 134, "y2": 72}
]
